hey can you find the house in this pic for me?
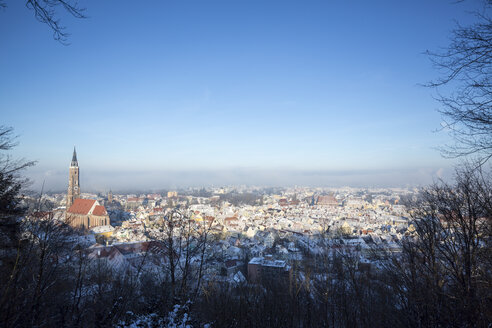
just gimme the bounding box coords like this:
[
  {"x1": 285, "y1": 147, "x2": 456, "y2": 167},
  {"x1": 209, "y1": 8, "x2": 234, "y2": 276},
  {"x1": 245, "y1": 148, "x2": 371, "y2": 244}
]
[
  {"x1": 86, "y1": 241, "x2": 170, "y2": 269},
  {"x1": 224, "y1": 216, "x2": 239, "y2": 227},
  {"x1": 317, "y1": 195, "x2": 339, "y2": 207},
  {"x1": 91, "y1": 225, "x2": 115, "y2": 243},
  {"x1": 247, "y1": 255, "x2": 289, "y2": 283}
]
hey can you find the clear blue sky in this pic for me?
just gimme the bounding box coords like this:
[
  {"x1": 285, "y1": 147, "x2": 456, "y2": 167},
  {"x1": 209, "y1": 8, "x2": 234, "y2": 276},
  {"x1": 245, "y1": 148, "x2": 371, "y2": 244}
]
[{"x1": 0, "y1": 0, "x2": 479, "y2": 190}]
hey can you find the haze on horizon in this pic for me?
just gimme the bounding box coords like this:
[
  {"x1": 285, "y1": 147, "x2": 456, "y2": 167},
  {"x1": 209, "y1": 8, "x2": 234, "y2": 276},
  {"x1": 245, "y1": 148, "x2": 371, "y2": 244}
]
[
  {"x1": 2, "y1": 0, "x2": 478, "y2": 191},
  {"x1": 27, "y1": 165, "x2": 451, "y2": 193}
]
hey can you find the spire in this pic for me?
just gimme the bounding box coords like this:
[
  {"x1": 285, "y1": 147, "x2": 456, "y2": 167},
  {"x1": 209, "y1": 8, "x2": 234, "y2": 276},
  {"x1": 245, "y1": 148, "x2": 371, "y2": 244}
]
[{"x1": 71, "y1": 147, "x2": 78, "y2": 167}]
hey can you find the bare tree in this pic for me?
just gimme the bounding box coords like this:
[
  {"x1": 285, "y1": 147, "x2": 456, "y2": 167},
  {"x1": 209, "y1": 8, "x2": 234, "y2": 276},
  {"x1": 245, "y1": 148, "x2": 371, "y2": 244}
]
[
  {"x1": 0, "y1": 211, "x2": 77, "y2": 327},
  {"x1": 145, "y1": 207, "x2": 215, "y2": 306},
  {"x1": 427, "y1": 1, "x2": 492, "y2": 165},
  {"x1": 382, "y1": 166, "x2": 492, "y2": 327}
]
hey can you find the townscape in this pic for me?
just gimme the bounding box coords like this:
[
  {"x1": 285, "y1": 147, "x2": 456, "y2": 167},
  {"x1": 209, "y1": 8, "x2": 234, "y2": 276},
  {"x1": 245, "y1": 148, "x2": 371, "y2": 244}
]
[
  {"x1": 10, "y1": 149, "x2": 488, "y2": 328},
  {"x1": 29, "y1": 149, "x2": 417, "y2": 285},
  {"x1": 2, "y1": 1, "x2": 491, "y2": 327}
]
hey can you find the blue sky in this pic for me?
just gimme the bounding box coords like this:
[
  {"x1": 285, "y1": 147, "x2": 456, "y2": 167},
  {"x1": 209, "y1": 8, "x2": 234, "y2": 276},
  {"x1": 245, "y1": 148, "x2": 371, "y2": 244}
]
[{"x1": 0, "y1": 0, "x2": 480, "y2": 190}]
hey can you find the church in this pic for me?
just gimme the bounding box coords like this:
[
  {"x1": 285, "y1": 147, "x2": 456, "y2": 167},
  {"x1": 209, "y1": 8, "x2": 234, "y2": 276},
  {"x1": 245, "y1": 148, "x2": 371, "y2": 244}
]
[{"x1": 65, "y1": 148, "x2": 110, "y2": 229}]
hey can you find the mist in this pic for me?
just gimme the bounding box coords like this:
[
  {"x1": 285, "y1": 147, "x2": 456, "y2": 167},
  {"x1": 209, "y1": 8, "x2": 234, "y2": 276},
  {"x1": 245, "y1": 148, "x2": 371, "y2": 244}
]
[{"x1": 25, "y1": 165, "x2": 454, "y2": 193}]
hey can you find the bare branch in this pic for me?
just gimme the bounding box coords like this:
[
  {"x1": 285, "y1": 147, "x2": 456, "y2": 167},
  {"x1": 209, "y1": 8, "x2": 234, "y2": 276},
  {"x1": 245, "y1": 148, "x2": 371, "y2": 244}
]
[
  {"x1": 24, "y1": 0, "x2": 86, "y2": 44},
  {"x1": 427, "y1": 2, "x2": 492, "y2": 165}
]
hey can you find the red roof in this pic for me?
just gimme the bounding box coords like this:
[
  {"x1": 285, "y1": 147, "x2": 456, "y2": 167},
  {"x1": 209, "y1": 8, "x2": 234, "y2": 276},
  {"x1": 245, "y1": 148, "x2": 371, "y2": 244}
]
[
  {"x1": 93, "y1": 205, "x2": 107, "y2": 216},
  {"x1": 317, "y1": 195, "x2": 338, "y2": 205},
  {"x1": 68, "y1": 199, "x2": 96, "y2": 215},
  {"x1": 153, "y1": 207, "x2": 163, "y2": 212},
  {"x1": 32, "y1": 211, "x2": 52, "y2": 218},
  {"x1": 67, "y1": 199, "x2": 108, "y2": 216}
]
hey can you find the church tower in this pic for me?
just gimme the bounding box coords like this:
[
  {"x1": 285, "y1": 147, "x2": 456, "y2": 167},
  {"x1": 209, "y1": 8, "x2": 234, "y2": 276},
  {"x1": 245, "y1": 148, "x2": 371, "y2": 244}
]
[{"x1": 67, "y1": 147, "x2": 80, "y2": 208}]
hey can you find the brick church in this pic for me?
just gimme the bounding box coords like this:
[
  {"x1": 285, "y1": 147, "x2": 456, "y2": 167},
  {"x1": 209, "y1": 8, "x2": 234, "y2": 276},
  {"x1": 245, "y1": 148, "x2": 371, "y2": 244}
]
[{"x1": 65, "y1": 148, "x2": 110, "y2": 229}]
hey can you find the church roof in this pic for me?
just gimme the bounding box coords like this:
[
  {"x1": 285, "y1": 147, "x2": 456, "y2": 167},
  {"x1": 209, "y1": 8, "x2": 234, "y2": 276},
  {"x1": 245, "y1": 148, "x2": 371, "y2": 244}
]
[
  {"x1": 68, "y1": 199, "x2": 109, "y2": 217},
  {"x1": 67, "y1": 199, "x2": 97, "y2": 215},
  {"x1": 93, "y1": 205, "x2": 107, "y2": 216}
]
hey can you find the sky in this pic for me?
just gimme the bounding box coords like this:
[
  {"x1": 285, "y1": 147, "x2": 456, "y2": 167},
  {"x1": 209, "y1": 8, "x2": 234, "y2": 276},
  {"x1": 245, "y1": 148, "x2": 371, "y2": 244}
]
[{"x1": 0, "y1": 0, "x2": 482, "y2": 191}]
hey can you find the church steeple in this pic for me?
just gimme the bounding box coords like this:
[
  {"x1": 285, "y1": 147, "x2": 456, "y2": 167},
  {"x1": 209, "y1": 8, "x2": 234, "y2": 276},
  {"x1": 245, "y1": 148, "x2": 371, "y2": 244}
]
[
  {"x1": 71, "y1": 147, "x2": 78, "y2": 167},
  {"x1": 108, "y1": 189, "x2": 113, "y2": 203},
  {"x1": 67, "y1": 147, "x2": 80, "y2": 208}
]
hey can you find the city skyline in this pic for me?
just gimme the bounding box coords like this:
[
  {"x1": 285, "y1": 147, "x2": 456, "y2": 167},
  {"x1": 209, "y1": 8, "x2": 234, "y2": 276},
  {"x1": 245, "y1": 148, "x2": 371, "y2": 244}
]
[
  {"x1": 1, "y1": 0, "x2": 480, "y2": 189},
  {"x1": 28, "y1": 148, "x2": 452, "y2": 192}
]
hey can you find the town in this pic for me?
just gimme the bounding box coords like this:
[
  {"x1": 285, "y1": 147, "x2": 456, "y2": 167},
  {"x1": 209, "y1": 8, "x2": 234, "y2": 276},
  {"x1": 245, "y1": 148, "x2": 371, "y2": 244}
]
[
  {"x1": 27, "y1": 149, "x2": 417, "y2": 286},
  {"x1": 3, "y1": 1, "x2": 490, "y2": 326}
]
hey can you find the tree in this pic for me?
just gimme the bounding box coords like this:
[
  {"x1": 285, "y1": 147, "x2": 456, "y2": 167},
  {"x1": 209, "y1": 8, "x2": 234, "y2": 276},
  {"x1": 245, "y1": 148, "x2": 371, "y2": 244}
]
[
  {"x1": 0, "y1": 0, "x2": 85, "y2": 44},
  {"x1": 0, "y1": 126, "x2": 35, "y2": 268},
  {"x1": 1, "y1": 211, "x2": 79, "y2": 327},
  {"x1": 427, "y1": 1, "x2": 492, "y2": 165},
  {"x1": 382, "y1": 166, "x2": 492, "y2": 327},
  {"x1": 145, "y1": 207, "x2": 215, "y2": 306}
]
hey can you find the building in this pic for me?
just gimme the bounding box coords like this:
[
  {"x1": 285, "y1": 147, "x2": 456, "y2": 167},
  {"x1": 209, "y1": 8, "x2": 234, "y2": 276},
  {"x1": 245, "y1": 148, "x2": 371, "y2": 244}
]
[
  {"x1": 85, "y1": 241, "x2": 168, "y2": 269},
  {"x1": 247, "y1": 255, "x2": 289, "y2": 283},
  {"x1": 91, "y1": 225, "x2": 115, "y2": 244},
  {"x1": 66, "y1": 147, "x2": 80, "y2": 208},
  {"x1": 66, "y1": 198, "x2": 110, "y2": 229},
  {"x1": 108, "y1": 190, "x2": 113, "y2": 203},
  {"x1": 65, "y1": 148, "x2": 110, "y2": 229},
  {"x1": 317, "y1": 195, "x2": 338, "y2": 207},
  {"x1": 126, "y1": 197, "x2": 143, "y2": 210}
]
